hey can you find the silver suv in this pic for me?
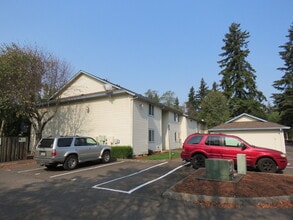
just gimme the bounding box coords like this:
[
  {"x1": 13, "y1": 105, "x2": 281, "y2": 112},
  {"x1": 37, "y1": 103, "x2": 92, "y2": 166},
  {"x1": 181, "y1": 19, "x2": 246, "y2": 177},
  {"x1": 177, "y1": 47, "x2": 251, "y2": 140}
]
[{"x1": 34, "y1": 136, "x2": 111, "y2": 170}]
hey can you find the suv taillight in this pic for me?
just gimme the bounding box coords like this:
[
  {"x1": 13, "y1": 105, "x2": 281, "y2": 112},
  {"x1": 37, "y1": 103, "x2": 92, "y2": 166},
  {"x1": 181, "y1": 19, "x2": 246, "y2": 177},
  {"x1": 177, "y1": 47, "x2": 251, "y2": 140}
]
[{"x1": 51, "y1": 149, "x2": 57, "y2": 157}]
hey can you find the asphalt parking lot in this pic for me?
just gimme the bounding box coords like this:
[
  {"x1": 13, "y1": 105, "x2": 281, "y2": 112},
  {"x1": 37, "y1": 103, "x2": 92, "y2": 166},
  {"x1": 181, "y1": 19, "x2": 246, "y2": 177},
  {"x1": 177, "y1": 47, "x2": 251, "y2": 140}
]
[{"x1": 0, "y1": 146, "x2": 292, "y2": 220}]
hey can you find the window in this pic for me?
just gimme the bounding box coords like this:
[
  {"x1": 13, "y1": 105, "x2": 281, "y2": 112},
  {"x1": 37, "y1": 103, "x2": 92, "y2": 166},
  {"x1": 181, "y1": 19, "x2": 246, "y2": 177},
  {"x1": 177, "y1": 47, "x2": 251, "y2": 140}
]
[
  {"x1": 57, "y1": 138, "x2": 73, "y2": 147},
  {"x1": 205, "y1": 136, "x2": 221, "y2": 146},
  {"x1": 224, "y1": 137, "x2": 243, "y2": 148},
  {"x1": 39, "y1": 139, "x2": 54, "y2": 148},
  {"x1": 174, "y1": 113, "x2": 179, "y2": 122},
  {"x1": 148, "y1": 129, "x2": 154, "y2": 142},
  {"x1": 149, "y1": 104, "x2": 154, "y2": 116},
  {"x1": 86, "y1": 138, "x2": 97, "y2": 145},
  {"x1": 75, "y1": 138, "x2": 97, "y2": 146},
  {"x1": 187, "y1": 135, "x2": 203, "y2": 144},
  {"x1": 75, "y1": 138, "x2": 86, "y2": 146},
  {"x1": 174, "y1": 132, "x2": 181, "y2": 142}
]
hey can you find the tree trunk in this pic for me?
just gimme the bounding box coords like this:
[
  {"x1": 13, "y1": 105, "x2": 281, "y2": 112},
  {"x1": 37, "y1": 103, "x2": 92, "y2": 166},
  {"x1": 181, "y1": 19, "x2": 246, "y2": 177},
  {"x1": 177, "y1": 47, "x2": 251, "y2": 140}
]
[{"x1": 0, "y1": 120, "x2": 5, "y2": 136}]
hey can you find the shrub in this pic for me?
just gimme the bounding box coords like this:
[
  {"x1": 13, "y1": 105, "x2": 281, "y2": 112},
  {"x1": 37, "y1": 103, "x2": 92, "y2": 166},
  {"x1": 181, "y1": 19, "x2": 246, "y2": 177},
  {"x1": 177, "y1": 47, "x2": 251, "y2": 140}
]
[{"x1": 111, "y1": 146, "x2": 133, "y2": 159}]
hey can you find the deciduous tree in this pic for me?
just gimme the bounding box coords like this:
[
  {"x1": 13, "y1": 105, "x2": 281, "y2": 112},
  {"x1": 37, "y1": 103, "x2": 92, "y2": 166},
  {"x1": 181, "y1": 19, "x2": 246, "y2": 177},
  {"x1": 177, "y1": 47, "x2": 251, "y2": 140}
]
[
  {"x1": 145, "y1": 89, "x2": 160, "y2": 102},
  {"x1": 160, "y1": 90, "x2": 176, "y2": 107},
  {"x1": 0, "y1": 43, "x2": 72, "y2": 141},
  {"x1": 197, "y1": 90, "x2": 230, "y2": 128}
]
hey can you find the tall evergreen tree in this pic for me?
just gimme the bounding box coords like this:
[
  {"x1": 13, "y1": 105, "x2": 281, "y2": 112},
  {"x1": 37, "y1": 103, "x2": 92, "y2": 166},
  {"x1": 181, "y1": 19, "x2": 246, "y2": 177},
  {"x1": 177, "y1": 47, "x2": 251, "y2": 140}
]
[
  {"x1": 218, "y1": 23, "x2": 266, "y2": 117},
  {"x1": 174, "y1": 97, "x2": 179, "y2": 107},
  {"x1": 186, "y1": 86, "x2": 196, "y2": 118},
  {"x1": 212, "y1": 81, "x2": 219, "y2": 91},
  {"x1": 195, "y1": 78, "x2": 209, "y2": 108},
  {"x1": 272, "y1": 24, "x2": 293, "y2": 129}
]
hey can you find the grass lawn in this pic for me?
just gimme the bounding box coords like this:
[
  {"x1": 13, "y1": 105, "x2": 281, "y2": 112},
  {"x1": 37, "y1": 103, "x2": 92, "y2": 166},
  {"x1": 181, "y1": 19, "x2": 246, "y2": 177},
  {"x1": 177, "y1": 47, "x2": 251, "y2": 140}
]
[{"x1": 142, "y1": 151, "x2": 181, "y2": 160}]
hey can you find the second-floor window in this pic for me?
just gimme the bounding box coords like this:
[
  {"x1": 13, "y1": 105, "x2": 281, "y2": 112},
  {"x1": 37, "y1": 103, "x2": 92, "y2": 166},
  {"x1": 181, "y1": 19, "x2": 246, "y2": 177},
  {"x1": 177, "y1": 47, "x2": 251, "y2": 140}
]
[
  {"x1": 149, "y1": 104, "x2": 154, "y2": 116},
  {"x1": 174, "y1": 113, "x2": 179, "y2": 122}
]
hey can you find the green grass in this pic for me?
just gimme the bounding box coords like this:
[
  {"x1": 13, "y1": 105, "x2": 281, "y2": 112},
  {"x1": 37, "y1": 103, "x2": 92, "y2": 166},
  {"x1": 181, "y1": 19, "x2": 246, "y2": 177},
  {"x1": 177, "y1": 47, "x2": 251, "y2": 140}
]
[{"x1": 142, "y1": 151, "x2": 180, "y2": 160}]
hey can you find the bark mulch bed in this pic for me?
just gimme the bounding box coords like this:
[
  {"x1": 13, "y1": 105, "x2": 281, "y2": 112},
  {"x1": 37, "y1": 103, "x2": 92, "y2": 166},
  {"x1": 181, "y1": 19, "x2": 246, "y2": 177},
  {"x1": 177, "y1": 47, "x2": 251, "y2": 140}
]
[{"x1": 172, "y1": 169, "x2": 293, "y2": 209}]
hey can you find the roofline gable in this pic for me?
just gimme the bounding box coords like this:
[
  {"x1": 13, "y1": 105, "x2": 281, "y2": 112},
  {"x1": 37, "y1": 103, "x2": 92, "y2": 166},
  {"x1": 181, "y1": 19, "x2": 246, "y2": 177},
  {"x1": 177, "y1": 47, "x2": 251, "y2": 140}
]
[
  {"x1": 44, "y1": 70, "x2": 187, "y2": 116},
  {"x1": 50, "y1": 70, "x2": 132, "y2": 100},
  {"x1": 225, "y1": 113, "x2": 267, "y2": 124}
]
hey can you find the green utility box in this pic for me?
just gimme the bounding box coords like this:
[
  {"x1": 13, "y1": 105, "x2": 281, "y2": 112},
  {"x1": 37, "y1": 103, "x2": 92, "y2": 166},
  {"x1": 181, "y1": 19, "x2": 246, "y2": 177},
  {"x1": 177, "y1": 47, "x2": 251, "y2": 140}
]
[{"x1": 205, "y1": 159, "x2": 234, "y2": 181}]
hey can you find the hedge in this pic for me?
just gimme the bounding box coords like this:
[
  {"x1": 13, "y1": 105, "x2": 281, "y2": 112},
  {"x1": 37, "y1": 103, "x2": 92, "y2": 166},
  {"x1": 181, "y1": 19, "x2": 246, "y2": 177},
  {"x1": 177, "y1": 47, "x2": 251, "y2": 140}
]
[{"x1": 111, "y1": 146, "x2": 133, "y2": 159}]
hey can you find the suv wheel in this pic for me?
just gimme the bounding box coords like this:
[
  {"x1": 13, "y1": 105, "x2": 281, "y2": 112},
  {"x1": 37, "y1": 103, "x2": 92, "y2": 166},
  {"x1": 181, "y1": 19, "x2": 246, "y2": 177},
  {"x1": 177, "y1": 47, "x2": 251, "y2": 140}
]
[
  {"x1": 191, "y1": 154, "x2": 206, "y2": 169},
  {"x1": 63, "y1": 155, "x2": 78, "y2": 170},
  {"x1": 257, "y1": 158, "x2": 277, "y2": 173},
  {"x1": 101, "y1": 150, "x2": 111, "y2": 163}
]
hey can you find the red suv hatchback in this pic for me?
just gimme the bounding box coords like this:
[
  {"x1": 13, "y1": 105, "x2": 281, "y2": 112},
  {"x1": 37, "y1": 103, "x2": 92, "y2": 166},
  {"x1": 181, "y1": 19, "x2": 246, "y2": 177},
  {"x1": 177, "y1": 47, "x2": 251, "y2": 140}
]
[{"x1": 181, "y1": 133, "x2": 288, "y2": 173}]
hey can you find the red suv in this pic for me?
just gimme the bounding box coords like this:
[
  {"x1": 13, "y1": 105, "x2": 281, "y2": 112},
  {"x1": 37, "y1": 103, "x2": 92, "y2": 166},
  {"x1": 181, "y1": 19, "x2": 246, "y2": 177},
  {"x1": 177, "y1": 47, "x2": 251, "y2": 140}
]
[{"x1": 181, "y1": 133, "x2": 288, "y2": 173}]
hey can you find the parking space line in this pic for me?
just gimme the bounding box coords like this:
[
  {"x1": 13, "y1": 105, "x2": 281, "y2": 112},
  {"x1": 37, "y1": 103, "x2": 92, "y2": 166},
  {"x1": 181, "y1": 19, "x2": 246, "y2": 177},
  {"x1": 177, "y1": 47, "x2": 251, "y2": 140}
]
[
  {"x1": 17, "y1": 167, "x2": 44, "y2": 173},
  {"x1": 50, "y1": 161, "x2": 125, "y2": 178},
  {"x1": 93, "y1": 161, "x2": 168, "y2": 187},
  {"x1": 128, "y1": 162, "x2": 190, "y2": 194},
  {"x1": 92, "y1": 162, "x2": 190, "y2": 194}
]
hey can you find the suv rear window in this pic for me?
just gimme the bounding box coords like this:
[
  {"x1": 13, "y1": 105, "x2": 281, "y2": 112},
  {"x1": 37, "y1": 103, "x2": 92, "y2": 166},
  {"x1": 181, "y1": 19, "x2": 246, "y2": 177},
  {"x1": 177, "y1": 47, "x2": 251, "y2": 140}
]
[
  {"x1": 57, "y1": 138, "x2": 73, "y2": 147},
  {"x1": 187, "y1": 135, "x2": 203, "y2": 144},
  {"x1": 39, "y1": 139, "x2": 54, "y2": 148}
]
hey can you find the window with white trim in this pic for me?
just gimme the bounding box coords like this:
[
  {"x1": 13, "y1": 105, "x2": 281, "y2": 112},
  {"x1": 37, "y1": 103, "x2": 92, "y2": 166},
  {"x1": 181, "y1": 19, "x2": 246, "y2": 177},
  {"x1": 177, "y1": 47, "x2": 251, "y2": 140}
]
[
  {"x1": 149, "y1": 104, "x2": 154, "y2": 116},
  {"x1": 174, "y1": 113, "x2": 179, "y2": 122},
  {"x1": 148, "y1": 129, "x2": 155, "y2": 142}
]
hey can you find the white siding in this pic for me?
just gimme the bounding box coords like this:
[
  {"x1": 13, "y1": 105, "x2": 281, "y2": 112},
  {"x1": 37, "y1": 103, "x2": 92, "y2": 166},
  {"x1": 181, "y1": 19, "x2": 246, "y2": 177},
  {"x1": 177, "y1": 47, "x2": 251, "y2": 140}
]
[
  {"x1": 60, "y1": 74, "x2": 110, "y2": 98},
  {"x1": 132, "y1": 101, "x2": 148, "y2": 155},
  {"x1": 234, "y1": 116, "x2": 255, "y2": 122},
  {"x1": 30, "y1": 72, "x2": 208, "y2": 156},
  {"x1": 147, "y1": 105, "x2": 162, "y2": 152},
  {"x1": 167, "y1": 112, "x2": 181, "y2": 150},
  {"x1": 43, "y1": 94, "x2": 133, "y2": 147},
  {"x1": 181, "y1": 117, "x2": 198, "y2": 140}
]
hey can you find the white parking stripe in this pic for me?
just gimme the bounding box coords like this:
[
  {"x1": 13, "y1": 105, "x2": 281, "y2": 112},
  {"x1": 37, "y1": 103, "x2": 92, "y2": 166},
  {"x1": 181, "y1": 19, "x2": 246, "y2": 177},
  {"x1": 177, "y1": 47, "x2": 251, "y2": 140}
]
[
  {"x1": 50, "y1": 161, "x2": 125, "y2": 178},
  {"x1": 93, "y1": 161, "x2": 168, "y2": 187},
  {"x1": 128, "y1": 162, "x2": 189, "y2": 194},
  {"x1": 17, "y1": 167, "x2": 44, "y2": 173},
  {"x1": 92, "y1": 162, "x2": 190, "y2": 194}
]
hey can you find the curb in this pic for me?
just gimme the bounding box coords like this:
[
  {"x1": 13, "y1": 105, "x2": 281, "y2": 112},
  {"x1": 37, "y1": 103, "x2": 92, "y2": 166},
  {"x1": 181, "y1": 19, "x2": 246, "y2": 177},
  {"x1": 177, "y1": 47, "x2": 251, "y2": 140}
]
[
  {"x1": 0, "y1": 159, "x2": 36, "y2": 169},
  {"x1": 162, "y1": 189, "x2": 293, "y2": 207},
  {"x1": 162, "y1": 168, "x2": 293, "y2": 207}
]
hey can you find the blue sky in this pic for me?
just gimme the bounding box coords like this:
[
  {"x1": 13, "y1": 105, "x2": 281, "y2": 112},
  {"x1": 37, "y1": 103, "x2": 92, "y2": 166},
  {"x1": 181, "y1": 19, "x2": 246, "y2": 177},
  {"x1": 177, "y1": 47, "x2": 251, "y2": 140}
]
[{"x1": 1, "y1": 0, "x2": 292, "y2": 105}]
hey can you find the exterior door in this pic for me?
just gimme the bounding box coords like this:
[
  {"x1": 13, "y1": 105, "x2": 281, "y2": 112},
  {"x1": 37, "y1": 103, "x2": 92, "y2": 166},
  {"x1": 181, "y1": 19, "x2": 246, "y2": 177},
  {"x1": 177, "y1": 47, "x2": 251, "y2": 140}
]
[
  {"x1": 204, "y1": 136, "x2": 223, "y2": 158},
  {"x1": 221, "y1": 136, "x2": 246, "y2": 165},
  {"x1": 74, "y1": 137, "x2": 100, "y2": 161}
]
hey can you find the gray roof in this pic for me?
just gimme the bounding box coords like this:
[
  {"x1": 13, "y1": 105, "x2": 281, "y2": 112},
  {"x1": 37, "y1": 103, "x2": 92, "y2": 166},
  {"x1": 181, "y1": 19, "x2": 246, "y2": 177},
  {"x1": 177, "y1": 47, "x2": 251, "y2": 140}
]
[{"x1": 209, "y1": 113, "x2": 290, "y2": 131}]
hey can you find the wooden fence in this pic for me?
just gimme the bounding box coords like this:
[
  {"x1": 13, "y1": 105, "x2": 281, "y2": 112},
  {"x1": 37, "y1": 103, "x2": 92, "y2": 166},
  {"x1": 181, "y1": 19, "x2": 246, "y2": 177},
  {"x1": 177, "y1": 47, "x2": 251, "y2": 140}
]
[{"x1": 0, "y1": 137, "x2": 29, "y2": 162}]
